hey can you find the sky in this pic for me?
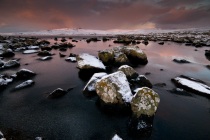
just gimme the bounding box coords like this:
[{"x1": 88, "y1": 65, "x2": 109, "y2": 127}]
[{"x1": 0, "y1": 0, "x2": 210, "y2": 32}]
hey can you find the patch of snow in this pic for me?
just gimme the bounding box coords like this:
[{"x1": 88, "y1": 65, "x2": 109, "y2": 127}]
[
  {"x1": 77, "y1": 53, "x2": 105, "y2": 70},
  {"x1": 174, "y1": 77, "x2": 210, "y2": 95},
  {"x1": 23, "y1": 50, "x2": 38, "y2": 54},
  {"x1": 83, "y1": 72, "x2": 107, "y2": 92},
  {"x1": 39, "y1": 56, "x2": 52, "y2": 61},
  {"x1": 65, "y1": 57, "x2": 77, "y2": 62},
  {"x1": 27, "y1": 46, "x2": 39, "y2": 50},
  {"x1": 112, "y1": 134, "x2": 123, "y2": 140}
]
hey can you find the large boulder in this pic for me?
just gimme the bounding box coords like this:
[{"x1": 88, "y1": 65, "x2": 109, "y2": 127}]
[
  {"x1": 95, "y1": 71, "x2": 133, "y2": 104},
  {"x1": 77, "y1": 53, "x2": 106, "y2": 71},
  {"x1": 123, "y1": 46, "x2": 148, "y2": 65},
  {"x1": 16, "y1": 69, "x2": 36, "y2": 79},
  {"x1": 131, "y1": 87, "x2": 160, "y2": 118},
  {"x1": 118, "y1": 65, "x2": 138, "y2": 79},
  {"x1": 98, "y1": 49, "x2": 114, "y2": 65},
  {"x1": 83, "y1": 72, "x2": 107, "y2": 97},
  {"x1": 172, "y1": 75, "x2": 210, "y2": 97}
]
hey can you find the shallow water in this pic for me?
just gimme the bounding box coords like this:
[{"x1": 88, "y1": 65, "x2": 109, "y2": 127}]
[{"x1": 0, "y1": 38, "x2": 210, "y2": 140}]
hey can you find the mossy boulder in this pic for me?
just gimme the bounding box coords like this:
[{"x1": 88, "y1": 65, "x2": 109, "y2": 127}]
[
  {"x1": 114, "y1": 53, "x2": 129, "y2": 65},
  {"x1": 98, "y1": 49, "x2": 114, "y2": 65},
  {"x1": 123, "y1": 46, "x2": 148, "y2": 65},
  {"x1": 95, "y1": 71, "x2": 133, "y2": 104},
  {"x1": 131, "y1": 87, "x2": 160, "y2": 118}
]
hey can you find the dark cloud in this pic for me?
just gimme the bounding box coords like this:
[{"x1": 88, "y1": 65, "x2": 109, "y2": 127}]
[{"x1": 0, "y1": 0, "x2": 209, "y2": 32}]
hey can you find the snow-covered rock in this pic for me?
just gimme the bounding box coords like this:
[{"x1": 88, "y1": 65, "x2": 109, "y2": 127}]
[
  {"x1": 65, "y1": 57, "x2": 77, "y2": 62},
  {"x1": 83, "y1": 72, "x2": 107, "y2": 97},
  {"x1": 23, "y1": 50, "x2": 38, "y2": 54},
  {"x1": 48, "y1": 88, "x2": 67, "y2": 99},
  {"x1": 172, "y1": 76, "x2": 210, "y2": 96},
  {"x1": 111, "y1": 134, "x2": 123, "y2": 140},
  {"x1": 131, "y1": 87, "x2": 160, "y2": 117},
  {"x1": 39, "y1": 56, "x2": 52, "y2": 61},
  {"x1": 2, "y1": 60, "x2": 20, "y2": 68},
  {"x1": 0, "y1": 76, "x2": 13, "y2": 89},
  {"x1": 14, "y1": 80, "x2": 34, "y2": 90},
  {"x1": 37, "y1": 50, "x2": 52, "y2": 56},
  {"x1": 27, "y1": 45, "x2": 40, "y2": 50},
  {"x1": 77, "y1": 53, "x2": 106, "y2": 70},
  {"x1": 35, "y1": 137, "x2": 43, "y2": 140},
  {"x1": 0, "y1": 131, "x2": 6, "y2": 140},
  {"x1": 118, "y1": 65, "x2": 138, "y2": 79},
  {"x1": 16, "y1": 68, "x2": 36, "y2": 79},
  {"x1": 95, "y1": 71, "x2": 133, "y2": 104},
  {"x1": 131, "y1": 75, "x2": 152, "y2": 89}
]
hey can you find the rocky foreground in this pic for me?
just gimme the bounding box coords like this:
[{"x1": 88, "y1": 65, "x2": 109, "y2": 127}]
[{"x1": 0, "y1": 31, "x2": 210, "y2": 139}]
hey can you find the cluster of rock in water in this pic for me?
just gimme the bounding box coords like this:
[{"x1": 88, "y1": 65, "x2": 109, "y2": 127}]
[{"x1": 1, "y1": 31, "x2": 210, "y2": 139}]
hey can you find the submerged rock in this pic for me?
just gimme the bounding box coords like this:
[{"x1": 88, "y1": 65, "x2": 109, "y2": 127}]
[
  {"x1": 83, "y1": 72, "x2": 107, "y2": 97},
  {"x1": 48, "y1": 88, "x2": 68, "y2": 99},
  {"x1": 172, "y1": 75, "x2": 210, "y2": 97},
  {"x1": 16, "y1": 69, "x2": 36, "y2": 79},
  {"x1": 39, "y1": 56, "x2": 52, "y2": 61},
  {"x1": 14, "y1": 80, "x2": 34, "y2": 90},
  {"x1": 111, "y1": 134, "x2": 123, "y2": 140},
  {"x1": 95, "y1": 71, "x2": 133, "y2": 104},
  {"x1": 77, "y1": 53, "x2": 106, "y2": 71},
  {"x1": 118, "y1": 65, "x2": 138, "y2": 79},
  {"x1": 65, "y1": 57, "x2": 77, "y2": 62}
]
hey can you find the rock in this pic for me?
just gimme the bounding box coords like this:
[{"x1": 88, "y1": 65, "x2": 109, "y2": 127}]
[
  {"x1": 102, "y1": 37, "x2": 109, "y2": 42},
  {"x1": 95, "y1": 71, "x2": 133, "y2": 104},
  {"x1": 0, "y1": 49, "x2": 15, "y2": 57},
  {"x1": 142, "y1": 40, "x2": 149, "y2": 45},
  {"x1": 23, "y1": 50, "x2": 38, "y2": 54},
  {"x1": 172, "y1": 75, "x2": 210, "y2": 97},
  {"x1": 158, "y1": 42, "x2": 164, "y2": 45},
  {"x1": 123, "y1": 46, "x2": 148, "y2": 65},
  {"x1": 114, "y1": 53, "x2": 129, "y2": 65},
  {"x1": 98, "y1": 49, "x2": 114, "y2": 65},
  {"x1": 131, "y1": 87, "x2": 160, "y2": 117},
  {"x1": 205, "y1": 50, "x2": 210, "y2": 60},
  {"x1": 37, "y1": 50, "x2": 52, "y2": 56},
  {"x1": 48, "y1": 88, "x2": 68, "y2": 99},
  {"x1": 59, "y1": 52, "x2": 66, "y2": 57},
  {"x1": 111, "y1": 134, "x2": 123, "y2": 140},
  {"x1": 41, "y1": 46, "x2": 52, "y2": 51},
  {"x1": 0, "y1": 76, "x2": 13, "y2": 90},
  {"x1": 129, "y1": 87, "x2": 160, "y2": 135},
  {"x1": 14, "y1": 80, "x2": 34, "y2": 90},
  {"x1": 37, "y1": 40, "x2": 50, "y2": 45},
  {"x1": 118, "y1": 65, "x2": 138, "y2": 79},
  {"x1": 132, "y1": 75, "x2": 153, "y2": 88},
  {"x1": 173, "y1": 58, "x2": 190, "y2": 64},
  {"x1": 58, "y1": 43, "x2": 75, "y2": 48},
  {"x1": 86, "y1": 38, "x2": 100, "y2": 43},
  {"x1": 77, "y1": 53, "x2": 106, "y2": 71},
  {"x1": 35, "y1": 137, "x2": 43, "y2": 140},
  {"x1": 61, "y1": 37, "x2": 67, "y2": 42},
  {"x1": 2, "y1": 60, "x2": 20, "y2": 69},
  {"x1": 83, "y1": 72, "x2": 107, "y2": 97},
  {"x1": 0, "y1": 59, "x2": 5, "y2": 67},
  {"x1": 39, "y1": 56, "x2": 52, "y2": 61},
  {"x1": 16, "y1": 69, "x2": 36, "y2": 79},
  {"x1": 65, "y1": 57, "x2": 77, "y2": 62}
]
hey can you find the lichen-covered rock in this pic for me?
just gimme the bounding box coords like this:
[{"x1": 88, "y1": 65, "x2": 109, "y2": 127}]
[
  {"x1": 77, "y1": 53, "x2": 106, "y2": 70},
  {"x1": 131, "y1": 87, "x2": 160, "y2": 117},
  {"x1": 2, "y1": 60, "x2": 20, "y2": 69},
  {"x1": 98, "y1": 49, "x2": 114, "y2": 65},
  {"x1": 83, "y1": 72, "x2": 107, "y2": 97},
  {"x1": 16, "y1": 69, "x2": 36, "y2": 79},
  {"x1": 95, "y1": 71, "x2": 133, "y2": 104},
  {"x1": 48, "y1": 88, "x2": 68, "y2": 99},
  {"x1": 14, "y1": 80, "x2": 34, "y2": 90},
  {"x1": 118, "y1": 65, "x2": 138, "y2": 79},
  {"x1": 114, "y1": 53, "x2": 129, "y2": 65},
  {"x1": 123, "y1": 46, "x2": 148, "y2": 65}
]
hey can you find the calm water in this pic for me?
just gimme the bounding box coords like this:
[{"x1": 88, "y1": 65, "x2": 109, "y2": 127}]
[{"x1": 0, "y1": 38, "x2": 210, "y2": 140}]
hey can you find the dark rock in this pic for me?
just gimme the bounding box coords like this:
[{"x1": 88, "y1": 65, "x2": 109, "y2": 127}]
[
  {"x1": 61, "y1": 37, "x2": 67, "y2": 42},
  {"x1": 37, "y1": 40, "x2": 50, "y2": 45},
  {"x1": 2, "y1": 60, "x2": 20, "y2": 69},
  {"x1": 59, "y1": 52, "x2": 66, "y2": 57},
  {"x1": 173, "y1": 58, "x2": 191, "y2": 64},
  {"x1": 13, "y1": 80, "x2": 34, "y2": 90},
  {"x1": 37, "y1": 50, "x2": 52, "y2": 56},
  {"x1": 48, "y1": 88, "x2": 68, "y2": 99},
  {"x1": 16, "y1": 69, "x2": 36, "y2": 79},
  {"x1": 158, "y1": 42, "x2": 164, "y2": 45},
  {"x1": 0, "y1": 49, "x2": 15, "y2": 57},
  {"x1": 142, "y1": 40, "x2": 149, "y2": 45},
  {"x1": 41, "y1": 46, "x2": 52, "y2": 51},
  {"x1": 131, "y1": 75, "x2": 153, "y2": 88},
  {"x1": 86, "y1": 38, "x2": 100, "y2": 43}
]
